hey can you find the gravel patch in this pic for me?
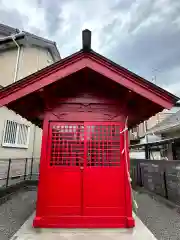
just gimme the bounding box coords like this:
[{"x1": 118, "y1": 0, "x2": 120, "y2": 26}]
[
  {"x1": 0, "y1": 186, "x2": 37, "y2": 240},
  {"x1": 135, "y1": 191, "x2": 180, "y2": 240}
]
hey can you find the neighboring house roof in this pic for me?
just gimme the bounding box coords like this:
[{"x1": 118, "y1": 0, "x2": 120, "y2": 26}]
[
  {"x1": 0, "y1": 23, "x2": 19, "y2": 36},
  {"x1": 0, "y1": 23, "x2": 60, "y2": 61},
  {"x1": 147, "y1": 109, "x2": 180, "y2": 134}
]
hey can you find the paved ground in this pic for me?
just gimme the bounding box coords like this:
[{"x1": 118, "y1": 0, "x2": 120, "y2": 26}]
[
  {"x1": 1, "y1": 187, "x2": 180, "y2": 239},
  {"x1": 135, "y1": 192, "x2": 180, "y2": 240},
  {"x1": 0, "y1": 186, "x2": 37, "y2": 240},
  {"x1": 10, "y1": 213, "x2": 156, "y2": 240}
]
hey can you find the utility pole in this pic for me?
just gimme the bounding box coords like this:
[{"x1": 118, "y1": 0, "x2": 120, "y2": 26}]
[
  {"x1": 144, "y1": 120, "x2": 149, "y2": 159},
  {"x1": 143, "y1": 120, "x2": 148, "y2": 143},
  {"x1": 152, "y1": 68, "x2": 160, "y2": 124},
  {"x1": 152, "y1": 68, "x2": 158, "y2": 85}
]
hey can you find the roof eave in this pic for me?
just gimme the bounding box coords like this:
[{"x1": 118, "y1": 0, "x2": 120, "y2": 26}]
[
  {"x1": 90, "y1": 50, "x2": 180, "y2": 105},
  {"x1": 0, "y1": 49, "x2": 178, "y2": 112},
  {"x1": 23, "y1": 31, "x2": 61, "y2": 60}
]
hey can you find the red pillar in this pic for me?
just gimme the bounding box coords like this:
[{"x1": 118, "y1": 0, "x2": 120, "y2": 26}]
[{"x1": 33, "y1": 119, "x2": 49, "y2": 227}]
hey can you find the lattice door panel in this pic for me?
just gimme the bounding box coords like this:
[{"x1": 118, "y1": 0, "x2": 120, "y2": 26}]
[
  {"x1": 86, "y1": 124, "x2": 121, "y2": 166},
  {"x1": 50, "y1": 124, "x2": 84, "y2": 166}
]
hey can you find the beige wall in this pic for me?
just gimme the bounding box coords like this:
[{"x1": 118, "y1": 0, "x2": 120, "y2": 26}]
[
  {"x1": 0, "y1": 106, "x2": 42, "y2": 159},
  {"x1": 138, "y1": 112, "x2": 172, "y2": 138},
  {"x1": 129, "y1": 111, "x2": 173, "y2": 140},
  {"x1": 18, "y1": 45, "x2": 54, "y2": 80},
  {"x1": 31, "y1": 124, "x2": 43, "y2": 158},
  {"x1": 0, "y1": 33, "x2": 62, "y2": 163},
  {"x1": 0, "y1": 43, "x2": 57, "y2": 159},
  {"x1": 0, "y1": 48, "x2": 17, "y2": 86},
  {"x1": 0, "y1": 45, "x2": 54, "y2": 87}
]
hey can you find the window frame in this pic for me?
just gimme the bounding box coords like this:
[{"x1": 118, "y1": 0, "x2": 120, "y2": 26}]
[{"x1": 2, "y1": 120, "x2": 30, "y2": 148}]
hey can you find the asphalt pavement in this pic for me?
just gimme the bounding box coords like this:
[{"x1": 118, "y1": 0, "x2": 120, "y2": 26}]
[
  {"x1": 136, "y1": 191, "x2": 180, "y2": 240},
  {"x1": 0, "y1": 186, "x2": 37, "y2": 240},
  {"x1": 0, "y1": 186, "x2": 180, "y2": 240}
]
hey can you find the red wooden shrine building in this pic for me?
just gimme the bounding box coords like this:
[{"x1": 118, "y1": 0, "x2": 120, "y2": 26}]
[{"x1": 0, "y1": 30, "x2": 178, "y2": 228}]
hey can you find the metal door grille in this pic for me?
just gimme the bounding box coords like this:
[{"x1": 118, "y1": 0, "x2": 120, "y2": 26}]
[
  {"x1": 86, "y1": 125, "x2": 121, "y2": 166},
  {"x1": 50, "y1": 124, "x2": 84, "y2": 166}
]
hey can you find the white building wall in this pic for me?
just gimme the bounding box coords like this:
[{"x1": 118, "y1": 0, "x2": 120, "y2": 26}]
[
  {"x1": 0, "y1": 43, "x2": 57, "y2": 160},
  {"x1": 0, "y1": 107, "x2": 42, "y2": 159}
]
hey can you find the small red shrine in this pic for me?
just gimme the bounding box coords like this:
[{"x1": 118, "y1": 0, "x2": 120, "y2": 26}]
[{"x1": 0, "y1": 30, "x2": 178, "y2": 228}]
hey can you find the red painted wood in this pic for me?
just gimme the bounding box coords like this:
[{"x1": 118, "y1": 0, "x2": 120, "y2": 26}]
[
  {"x1": 44, "y1": 88, "x2": 127, "y2": 122},
  {"x1": 32, "y1": 83, "x2": 134, "y2": 228},
  {"x1": 83, "y1": 167, "x2": 125, "y2": 216},
  {"x1": 33, "y1": 216, "x2": 131, "y2": 228},
  {"x1": 44, "y1": 169, "x2": 82, "y2": 216},
  {"x1": 0, "y1": 45, "x2": 175, "y2": 229},
  {"x1": 83, "y1": 122, "x2": 125, "y2": 218},
  {"x1": 0, "y1": 52, "x2": 176, "y2": 110},
  {"x1": 85, "y1": 59, "x2": 173, "y2": 109},
  {"x1": 33, "y1": 121, "x2": 135, "y2": 228}
]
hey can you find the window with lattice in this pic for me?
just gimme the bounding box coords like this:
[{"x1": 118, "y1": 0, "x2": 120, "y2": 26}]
[
  {"x1": 50, "y1": 124, "x2": 121, "y2": 167},
  {"x1": 2, "y1": 120, "x2": 30, "y2": 148},
  {"x1": 50, "y1": 124, "x2": 84, "y2": 166},
  {"x1": 86, "y1": 125, "x2": 121, "y2": 166}
]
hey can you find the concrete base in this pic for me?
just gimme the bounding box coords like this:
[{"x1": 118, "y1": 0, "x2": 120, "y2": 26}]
[{"x1": 10, "y1": 213, "x2": 157, "y2": 240}]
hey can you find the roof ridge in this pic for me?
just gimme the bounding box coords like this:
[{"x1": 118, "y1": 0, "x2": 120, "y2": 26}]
[{"x1": 0, "y1": 22, "x2": 20, "y2": 34}]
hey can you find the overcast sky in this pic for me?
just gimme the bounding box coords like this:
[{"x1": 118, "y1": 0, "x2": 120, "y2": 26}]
[{"x1": 0, "y1": 0, "x2": 180, "y2": 96}]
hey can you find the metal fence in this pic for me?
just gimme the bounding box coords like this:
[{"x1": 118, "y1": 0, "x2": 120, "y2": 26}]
[
  {"x1": 131, "y1": 159, "x2": 180, "y2": 205},
  {"x1": 0, "y1": 158, "x2": 40, "y2": 189},
  {"x1": 3, "y1": 157, "x2": 180, "y2": 206}
]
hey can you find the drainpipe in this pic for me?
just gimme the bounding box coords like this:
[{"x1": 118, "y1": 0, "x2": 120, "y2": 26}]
[
  {"x1": 144, "y1": 120, "x2": 149, "y2": 159},
  {"x1": 11, "y1": 35, "x2": 21, "y2": 83}
]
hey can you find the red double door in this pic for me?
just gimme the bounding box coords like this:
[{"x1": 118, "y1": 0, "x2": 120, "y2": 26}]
[{"x1": 44, "y1": 122, "x2": 126, "y2": 227}]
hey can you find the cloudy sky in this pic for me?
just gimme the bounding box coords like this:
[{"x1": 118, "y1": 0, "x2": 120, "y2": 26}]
[{"x1": 0, "y1": 0, "x2": 180, "y2": 96}]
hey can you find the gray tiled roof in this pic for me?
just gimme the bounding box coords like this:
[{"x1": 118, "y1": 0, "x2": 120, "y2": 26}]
[{"x1": 0, "y1": 23, "x2": 19, "y2": 36}]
